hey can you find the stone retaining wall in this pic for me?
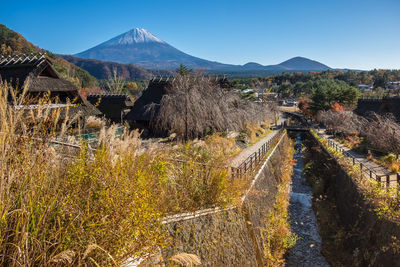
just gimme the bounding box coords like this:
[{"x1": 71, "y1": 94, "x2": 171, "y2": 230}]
[
  {"x1": 159, "y1": 134, "x2": 290, "y2": 266},
  {"x1": 308, "y1": 132, "x2": 400, "y2": 266}
]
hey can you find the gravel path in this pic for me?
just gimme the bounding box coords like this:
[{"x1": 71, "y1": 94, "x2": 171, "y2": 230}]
[{"x1": 285, "y1": 133, "x2": 329, "y2": 267}]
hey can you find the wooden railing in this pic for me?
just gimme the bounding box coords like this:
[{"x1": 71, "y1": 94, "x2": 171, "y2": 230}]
[
  {"x1": 314, "y1": 130, "x2": 400, "y2": 189},
  {"x1": 230, "y1": 128, "x2": 284, "y2": 179}
]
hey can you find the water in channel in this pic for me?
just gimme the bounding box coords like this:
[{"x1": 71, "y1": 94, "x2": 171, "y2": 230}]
[{"x1": 285, "y1": 133, "x2": 329, "y2": 266}]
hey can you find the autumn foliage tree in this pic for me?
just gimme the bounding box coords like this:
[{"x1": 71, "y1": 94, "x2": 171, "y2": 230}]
[
  {"x1": 0, "y1": 24, "x2": 38, "y2": 55},
  {"x1": 331, "y1": 102, "x2": 344, "y2": 113},
  {"x1": 298, "y1": 98, "x2": 311, "y2": 116}
]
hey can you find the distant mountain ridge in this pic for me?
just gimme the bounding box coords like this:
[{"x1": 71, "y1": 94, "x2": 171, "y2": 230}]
[
  {"x1": 278, "y1": 57, "x2": 330, "y2": 71},
  {"x1": 75, "y1": 28, "x2": 331, "y2": 71},
  {"x1": 237, "y1": 57, "x2": 331, "y2": 71}
]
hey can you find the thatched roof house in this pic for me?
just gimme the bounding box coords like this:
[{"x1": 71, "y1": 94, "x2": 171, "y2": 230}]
[
  {"x1": 0, "y1": 53, "x2": 100, "y2": 119},
  {"x1": 87, "y1": 94, "x2": 133, "y2": 123},
  {"x1": 125, "y1": 76, "x2": 231, "y2": 125}
]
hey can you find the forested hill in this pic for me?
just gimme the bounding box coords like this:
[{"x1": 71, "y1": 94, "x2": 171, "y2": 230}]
[
  {"x1": 0, "y1": 24, "x2": 97, "y2": 89},
  {"x1": 0, "y1": 24, "x2": 38, "y2": 55},
  {"x1": 59, "y1": 55, "x2": 175, "y2": 80}
]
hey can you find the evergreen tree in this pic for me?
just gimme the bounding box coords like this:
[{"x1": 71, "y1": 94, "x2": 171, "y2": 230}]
[{"x1": 176, "y1": 64, "x2": 192, "y2": 75}]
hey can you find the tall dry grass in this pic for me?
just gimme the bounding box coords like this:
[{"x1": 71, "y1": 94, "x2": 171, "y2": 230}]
[
  {"x1": 158, "y1": 134, "x2": 243, "y2": 213},
  {"x1": 0, "y1": 81, "x2": 244, "y2": 265},
  {"x1": 261, "y1": 138, "x2": 298, "y2": 265}
]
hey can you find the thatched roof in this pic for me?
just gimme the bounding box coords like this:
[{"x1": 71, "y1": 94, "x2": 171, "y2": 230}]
[
  {"x1": 0, "y1": 53, "x2": 61, "y2": 90},
  {"x1": 125, "y1": 80, "x2": 171, "y2": 122},
  {"x1": 148, "y1": 75, "x2": 231, "y2": 88},
  {"x1": 0, "y1": 53, "x2": 101, "y2": 118},
  {"x1": 125, "y1": 76, "x2": 231, "y2": 122},
  {"x1": 28, "y1": 76, "x2": 78, "y2": 92},
  {"x1": 87, "y1": 94, "x2": 133, "y2": 122}
]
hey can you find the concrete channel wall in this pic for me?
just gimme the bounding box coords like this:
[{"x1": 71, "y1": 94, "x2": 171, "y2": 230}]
[
  {"x1": 157, "y1": 133, "x2": 290, "y2": 266},
  {"x1": 308, "y1": 132, "x2": 400, "y2": 266}
]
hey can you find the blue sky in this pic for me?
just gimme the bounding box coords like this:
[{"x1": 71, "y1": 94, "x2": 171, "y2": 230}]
[{"x1": 2, "y1": 0, "x2": 400, "y2": 69}]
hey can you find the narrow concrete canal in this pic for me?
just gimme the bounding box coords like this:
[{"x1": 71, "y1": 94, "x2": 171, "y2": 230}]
[{"x1": 285, "y1": 133, "x2": 329, "y2": 266}]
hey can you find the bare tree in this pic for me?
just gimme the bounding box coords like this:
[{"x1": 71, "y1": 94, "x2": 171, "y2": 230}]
[
  {"x1": 318, "y1": 109, "x2": 400, "y2": 157},
  {"x1": 106, "y1": 68, "x2": 125, "y2": 93},
  {"x1": 363, "y1": 113, "x2": 400, "y2": 157},
  {"x1": 149, "y1": 74, "x2": 276, "y2": 140},
  {"x1": 317, "y1": 110, "x2": 364, "y2": 136}
]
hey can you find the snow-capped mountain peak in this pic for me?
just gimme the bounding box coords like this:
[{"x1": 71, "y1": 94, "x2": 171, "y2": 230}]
[
  {"x1": 107, "y1": 28, "x2": 165, "y2": 45},
  {"x1": 75, "y1": 28, "x2": 331, "y2": 71}
]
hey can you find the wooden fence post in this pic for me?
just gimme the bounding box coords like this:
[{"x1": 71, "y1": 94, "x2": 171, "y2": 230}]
[
  {"x1": 397, "y1": 173, "x2": 400, "y2": 188},
  {"x1": 386, "y1": 175, "x2": 390, "y2": 190}
]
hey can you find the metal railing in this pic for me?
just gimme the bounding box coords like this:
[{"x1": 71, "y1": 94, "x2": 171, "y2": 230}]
[{"x1": 230, "y1": 128, "x2": 284, "y2": 179}]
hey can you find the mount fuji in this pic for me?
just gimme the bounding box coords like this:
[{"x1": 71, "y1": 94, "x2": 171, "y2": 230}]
[
  {"x1": 73, "y1": 28, "x2": 331, "y2": 72},
  {"x1": 75, "y1": 28, "x2": 232, "y2": 70}
]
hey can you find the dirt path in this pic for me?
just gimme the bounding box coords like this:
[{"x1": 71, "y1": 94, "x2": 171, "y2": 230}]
[
  {"x1": 230, "y1": 117, "x2": 285, "y2": 168},
  {"x1": 230, "y1": 129, "x2": 280, "y2": 168}
]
